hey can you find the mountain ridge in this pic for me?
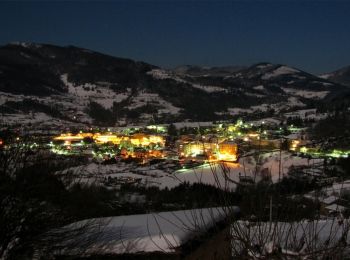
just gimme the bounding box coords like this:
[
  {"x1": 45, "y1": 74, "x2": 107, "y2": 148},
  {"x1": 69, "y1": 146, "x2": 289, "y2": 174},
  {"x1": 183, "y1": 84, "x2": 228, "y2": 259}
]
[
  {"x1": 320, "y1": 65, "x2": 350, "y2": 87},
  {"x1": 0, "y1": 42, "x2": 349, "y2": 128}
]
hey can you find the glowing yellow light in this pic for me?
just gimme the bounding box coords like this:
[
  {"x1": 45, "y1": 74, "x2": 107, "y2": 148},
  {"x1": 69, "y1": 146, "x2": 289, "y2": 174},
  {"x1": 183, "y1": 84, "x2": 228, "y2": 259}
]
[
  {"x1": 228, "y1": 126, "x2": 236, "y2": 132},
  {"x1": 300, "y1": 147, "x2": 308, "y2": 153},
  {"x1": 95, "y1": 135, "x2": 121, "y2": 144},
  {"x1": 217, "y1": 153, "x2": 237, "y2": 162},
  {"x1": 191, "y1": 147, "x2": 202, "y2": 156},
  {"x1": 290, "y1": 140, "x2": 300, "y2": 151}
]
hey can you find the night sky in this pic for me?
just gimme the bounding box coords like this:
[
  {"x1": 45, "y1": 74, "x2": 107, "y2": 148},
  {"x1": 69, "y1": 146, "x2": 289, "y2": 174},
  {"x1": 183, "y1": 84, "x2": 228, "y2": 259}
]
[{"x1": 0, "y1": 1, "x2": 349, "y2": 74}]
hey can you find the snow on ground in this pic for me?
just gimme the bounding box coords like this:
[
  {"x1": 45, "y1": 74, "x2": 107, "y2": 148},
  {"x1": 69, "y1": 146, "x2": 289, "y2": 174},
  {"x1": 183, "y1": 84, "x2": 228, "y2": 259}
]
[
  {"x1": 169, "y1": 163, "x2": 251, "y2": 190},
  {"x1": 232, "y1": 219, "x2": 350, "y2": 257},
  {"x1": 128, "y1": 91, "x2": 181, "y2": 115},
  {"x1": 284, "y1": 108, "x2": 328, "y2": 120},
  {"x1": 304, "y1": 180, "x2": 350, "y2": 214},
  {"x1": 253, "y1": 85, "x2": 264, "y2": 90},
  {"x1": 147, "y1": 69, "x2": 186, "y2": 83},
  {"x1": 0, "y1": 112, "x2": 87, "y2": 130},
  {"x1": 311, "y1": 81, "x2": 334, "y2": 87},
  {"x1": 226, "y1": 97, "x2": 305, "y2": 117},
  {"x1": 0, "y1": 76, "x2": 135, "y2": 127},
  {"x1": 0, "y1": 112, "x2": 50, "y2": 125},
  {"x1": 61, "y1": 74, "x2": 129, "y2": 109},
  {"x1": 258, "y1": 151, "x2": 323, "y2": 182},
  {"x1": 1, "y1": 112, "x2": 63, "y2": 127},
  {"x1": 307, "y1": 180, "x2": 350, "y2": 199},
  {"x1": 227, "y1": 108, "x2": 252, "y2": 116},
  {"x1": 245, "y1": 92, "x2": 266, "y2": 98},
  {"x1": 261, "y1": 66, "x2": 300, "y2": 80},
  {"x1": 0, "y1": 91, "x2": 23, "y2": 105},
  {"x1": 286, "y1": 97, "x2": 305, "y2": 108},
  {"x1": 59, "y1": 207, "x2": 235, "y2": 255},
  {"x1": 191, "y1": 84, "x2": 227, "y2": 93},
  {"x1": 58, "y1": 151, "x2": 320, "y2": 191},
  {"x1": 319, "y1": 74, "x2": 331, "y2": 79},
  {"x1": 282, "y1": 87, "x2": 329, "y2": 99},
  {"x1": 250, "y1": 97, "x2": 305, "y2": 113},
  {"x1": 325, "y1": 204, "x2": 346, "y2": 212}
]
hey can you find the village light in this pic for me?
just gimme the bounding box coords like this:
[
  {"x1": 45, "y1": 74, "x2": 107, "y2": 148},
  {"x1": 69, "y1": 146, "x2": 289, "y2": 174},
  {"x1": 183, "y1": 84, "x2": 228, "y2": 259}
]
[{"x1": 300, "y1": 146, "x2": 308, "y2": 153}]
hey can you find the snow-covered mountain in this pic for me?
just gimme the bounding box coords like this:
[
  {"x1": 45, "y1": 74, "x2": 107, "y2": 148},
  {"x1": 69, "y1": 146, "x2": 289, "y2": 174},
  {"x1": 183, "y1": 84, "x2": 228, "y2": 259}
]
[
  {"x1": 320, "y1": 65, "x2": 350, "y2": 87},
  {"x1": 0, "y1": 42, "x2": 348, "y2": 129}
]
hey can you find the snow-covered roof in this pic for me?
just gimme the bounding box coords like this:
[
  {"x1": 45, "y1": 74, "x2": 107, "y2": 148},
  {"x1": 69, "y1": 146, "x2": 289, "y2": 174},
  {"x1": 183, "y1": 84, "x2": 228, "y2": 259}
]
[{"x1": 57, "y1": 207, "x2": 238, "y2": 256}]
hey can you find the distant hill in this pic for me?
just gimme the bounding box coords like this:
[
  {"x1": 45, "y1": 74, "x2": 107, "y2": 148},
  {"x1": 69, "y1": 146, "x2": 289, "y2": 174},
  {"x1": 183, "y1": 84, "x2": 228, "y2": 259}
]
[
  {"x1": 320, "y1": 65, "x2": 350, "y2": 87},
  {"x1": 0, "y1": 42, "x2": 348, "y2": 128}
]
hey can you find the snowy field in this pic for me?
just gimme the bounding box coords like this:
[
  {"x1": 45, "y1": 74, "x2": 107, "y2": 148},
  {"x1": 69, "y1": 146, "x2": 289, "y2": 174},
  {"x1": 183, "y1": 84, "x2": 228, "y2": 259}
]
[
  {"x1": 282, "y1": 87, "x2": 329, "y2": 99},
  {"x1": 226, "y1": 97, "x2": 305, "y2": 117},
  {"x1": 284, "y1": 108, "x2": 328, "y2": 120},
  {"x1": 128, "y1": 91, "x2": 181, "y2": 115}
]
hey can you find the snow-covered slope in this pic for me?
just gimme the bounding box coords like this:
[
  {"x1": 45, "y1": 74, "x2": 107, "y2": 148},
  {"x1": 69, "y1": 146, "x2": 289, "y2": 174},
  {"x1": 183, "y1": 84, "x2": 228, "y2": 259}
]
[
  {"x1": 0, "y1": 43, "x2": 347, "y2": 128},
  {"x1": 320, "y1": 65, "x2": 350, "y2": 87}
]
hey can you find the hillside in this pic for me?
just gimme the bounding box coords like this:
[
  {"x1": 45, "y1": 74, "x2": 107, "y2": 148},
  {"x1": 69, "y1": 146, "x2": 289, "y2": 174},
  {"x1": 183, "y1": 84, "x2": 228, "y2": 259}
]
[
  {"x1": 321, "y1": 65, "x2": 350, "y2": 87},
  {"x1": 0, "y1": 42, "x2": 348, "y2": 129}
]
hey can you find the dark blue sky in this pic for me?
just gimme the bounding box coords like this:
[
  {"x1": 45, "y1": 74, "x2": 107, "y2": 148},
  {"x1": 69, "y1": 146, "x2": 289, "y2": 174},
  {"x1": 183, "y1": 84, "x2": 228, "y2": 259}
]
[{"x1": 0, "y1": 1, "x2": 349, "y2": 74}]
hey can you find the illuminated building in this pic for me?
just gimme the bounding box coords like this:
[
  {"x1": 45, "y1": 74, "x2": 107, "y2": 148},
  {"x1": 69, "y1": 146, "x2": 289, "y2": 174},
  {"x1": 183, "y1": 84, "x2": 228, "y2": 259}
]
[
  {"x1": 94, "y1": 134, "x2": 123, "y2": 145},
  {"x1": 130, "y1": 134, "x2": 165, "y2": 147},
  {"x1": 217, "y1": 141, "x2": 238, "y2": 162},
  {"x1": 53, "y1": 132, "x2": 165, "y2": 148},
  {"x1": 290, "y1": 140, "x2": 300, "y2": 151},
  {"x1": 178, "y1": 141, "x2": 219, "y2": 158},
  {"x1": 53, "y1": 133, "x2": 93, "y2": 145},
  {"x1": 148, "y1": 149, "x2": 164, "y2": 158}
]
